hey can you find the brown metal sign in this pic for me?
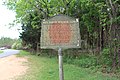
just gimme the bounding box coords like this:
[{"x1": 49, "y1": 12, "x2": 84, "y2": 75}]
[
  {"x1": 49, "y1": 23, "x2": 71, "y2": 43},
  {"x1": 40, "y1": 15, "x2": 81, "y2": 49}
]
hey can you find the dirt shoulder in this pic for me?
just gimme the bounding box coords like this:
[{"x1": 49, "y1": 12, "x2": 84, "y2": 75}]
[{"x1": 0, "y1": 55, "x2": 28, "y2": 80}]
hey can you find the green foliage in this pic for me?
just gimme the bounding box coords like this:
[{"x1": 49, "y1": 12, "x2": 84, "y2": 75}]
[
  {"x1": 16, "y1": 52, "x2": 119, "y2": 80},
  {"x1": 12, "y1": 42, "x2": 17, "y2": 49},
  {"x1": 64, "y1": 54, "x2": 98, "y2": 68},
  {"x1": 102, "y1": 48, "x2": 110, "y2": 55},
  {"x1": 0, "y1": 50, "x2": 3, "y2": 54},
  {"x1": 0, "y1": 37, "x2": 16, "y2": 47},
  {"x1": 12, "y1": 39, "x2": 22, "y2": 49},
  {"x1": 101, "y1": 48, "x2": 112, "y2": 65},
  {"x1": 4, "y1": 0, "x2": 120, "y2": 71},
  {"x1": 16, "y1": 50, "x2": 30, "y2": 57}
]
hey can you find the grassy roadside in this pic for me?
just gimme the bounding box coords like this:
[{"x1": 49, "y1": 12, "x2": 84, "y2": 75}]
[
  {"x1": 0, "y1": 50, "x2": 3, "y2": 54},
  {"x1": 16, "y1": 51, "x2": 119, "y2": 80}
]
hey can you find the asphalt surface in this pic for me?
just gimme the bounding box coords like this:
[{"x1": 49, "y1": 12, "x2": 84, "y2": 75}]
[{"x1": 0, "y1": 49, "x2": 20, "y2": 58}]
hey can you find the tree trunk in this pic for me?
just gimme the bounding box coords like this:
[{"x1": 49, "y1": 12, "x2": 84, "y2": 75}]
[
  {"x1": 101, "y1": 26, "x2": 104, "y2": 50},
  {"x1": 118, "y1": 48, "x2": 120, "y2": 68}
]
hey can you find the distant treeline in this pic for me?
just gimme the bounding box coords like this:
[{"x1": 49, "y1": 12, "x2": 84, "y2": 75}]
[{"x1": 0, "y1": 37, "x2": 17, "y2": 48}]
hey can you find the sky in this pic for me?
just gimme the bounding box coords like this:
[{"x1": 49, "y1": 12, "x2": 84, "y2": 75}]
[{"x1": 0, "y1": 0, "x2": 20, "y2": 39}]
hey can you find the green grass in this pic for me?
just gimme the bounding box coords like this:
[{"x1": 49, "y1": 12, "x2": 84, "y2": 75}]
[
  {"x1": 16, "y1": 51, "x2": 119, "y2": 80},
  {"x1": 0, "y1": 50, "x2": 3, "y2": 54},
  {"x1": 16, "y1": 50, "x2": 30, "y2": 57}
]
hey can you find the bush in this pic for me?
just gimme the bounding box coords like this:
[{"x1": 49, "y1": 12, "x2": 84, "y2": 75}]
[
  {"x1": 12, "y1": 40, "x2": 22, "y2": 49},
  {"x1": 12, "y1": 42, "x2": 17, "y2": 49},
  {"x1": 101, "y1": 48, "x2": 112, "y2": 66},
  {"x1": 0, "y1": 50, "x2": 3, "y2": 53},
  {"x1": 63, "y1": 54, "x2": 98, "y2": 68}
]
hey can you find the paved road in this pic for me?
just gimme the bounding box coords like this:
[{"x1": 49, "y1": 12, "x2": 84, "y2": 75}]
[{"x1": 0, "y1": 49, "x2": 20, "y2": 58}]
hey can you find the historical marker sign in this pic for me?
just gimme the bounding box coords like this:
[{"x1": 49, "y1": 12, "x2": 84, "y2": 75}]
[
  {"x1": 40, "y1": 15, "x2": 81, "y2": 49},
  {"x1": 40, "y1": 15, "x2": 81, "y2": 80}
]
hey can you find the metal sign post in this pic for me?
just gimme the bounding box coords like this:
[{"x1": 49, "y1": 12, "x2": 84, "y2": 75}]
[{"x1": 58, "y1": 48, "x2": 64, "y2": 80}]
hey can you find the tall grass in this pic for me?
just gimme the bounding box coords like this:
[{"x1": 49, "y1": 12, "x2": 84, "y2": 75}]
[{"x1": 16, "y1": 50, "x2": 119, "y2": 80}]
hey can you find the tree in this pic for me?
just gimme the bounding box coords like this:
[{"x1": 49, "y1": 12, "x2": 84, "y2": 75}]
[
  {"x1": 4, "y1": 0, "x2": 120, "y2": 70},
  {"x1": 0, "y1": 37, "x2": 17, "y2": 48}
]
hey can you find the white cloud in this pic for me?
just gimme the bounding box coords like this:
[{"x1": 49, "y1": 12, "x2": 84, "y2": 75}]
[{"x1": 0, "y1": 0, "x2": 20, "y2": 39}]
